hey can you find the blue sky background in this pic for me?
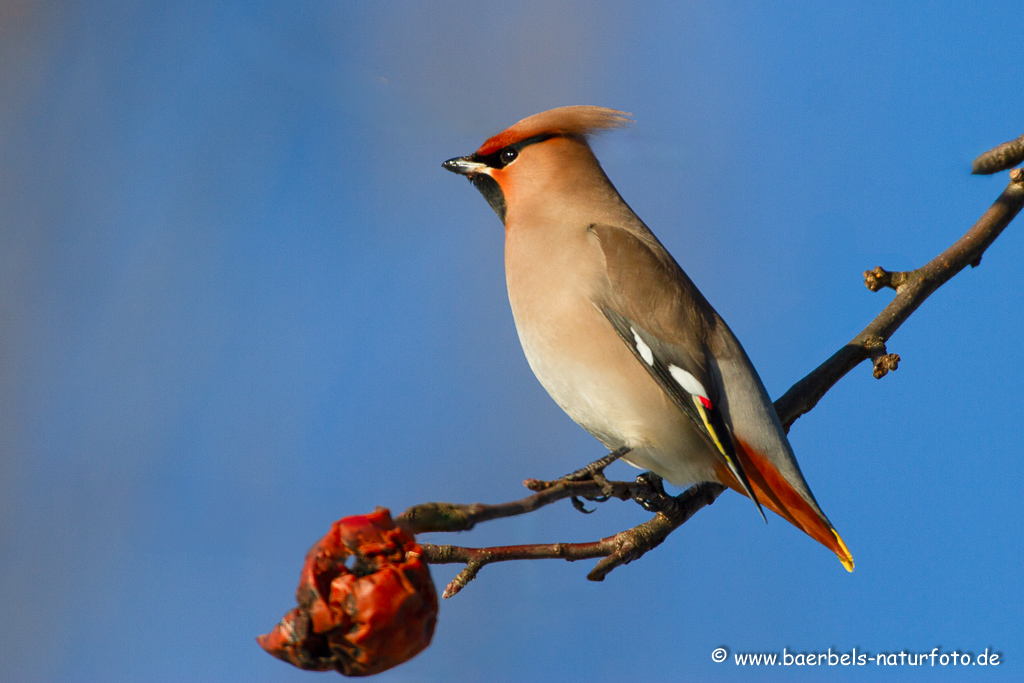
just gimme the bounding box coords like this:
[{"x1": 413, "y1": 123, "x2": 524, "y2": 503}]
[{"x1": 1, "y1": 2, "x2": 1021, "y2": 681}]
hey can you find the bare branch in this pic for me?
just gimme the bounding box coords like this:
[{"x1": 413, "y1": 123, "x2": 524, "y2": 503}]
[
  {"x1": 396, "y1": 479, "x2": 635, "y2": 535},
  {"x1": 419, "y1": 483, "x2": 725, "y2": 597},
  {"x1": 973, "y1": 134, "x2": 1024, "y2": 175},
  {"x1": 774, "y1": 167, "x2": 1024, "y2": 430}
]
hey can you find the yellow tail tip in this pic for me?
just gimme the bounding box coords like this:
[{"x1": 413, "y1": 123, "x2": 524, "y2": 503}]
[{"x1": 832, "y1": 528, "x2": 854, "y2": 572}]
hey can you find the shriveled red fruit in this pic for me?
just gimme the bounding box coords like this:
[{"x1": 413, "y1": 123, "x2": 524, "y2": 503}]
[{"x1": 258, "y1": 508, "x2": 438, "y2": 676}]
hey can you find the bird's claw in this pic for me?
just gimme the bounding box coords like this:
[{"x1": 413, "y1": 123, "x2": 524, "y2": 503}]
[
  {"x1": 526, "y1": 447, "x2": 630, "y2": 496},
  {"x1": 525, "y1": 448, "x2": 631, "y2": 513},
  {"x1": 632, "y1": 472, "x2": 675, "y2": 513},
  {"x1": 569, "y1": 470, "x2": 614, "y2": 514},
  {"x1": 562, "y1": 446, "x2": 631, "y2": 483},
  {"x1": 570, "y1": 496, "x2": 595, "y2": 513}
]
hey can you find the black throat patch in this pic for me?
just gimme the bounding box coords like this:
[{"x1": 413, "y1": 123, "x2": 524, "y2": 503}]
[{"x1": 470, "y1": 174, "x2": 506, "y2": 223}]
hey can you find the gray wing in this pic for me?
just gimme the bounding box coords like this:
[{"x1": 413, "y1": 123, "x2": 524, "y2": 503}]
[{"x1": 589, "y1": 222, "x2": 766, "y2": 520}]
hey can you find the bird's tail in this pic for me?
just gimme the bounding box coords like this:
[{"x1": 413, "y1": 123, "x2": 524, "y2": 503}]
[{"x1": 715, "y1": 438, "x2": 854, "y2": 572}]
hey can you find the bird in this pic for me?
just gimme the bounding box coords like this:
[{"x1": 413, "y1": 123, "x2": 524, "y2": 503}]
[{"x1": 442, "y1": 106, "x2": 853, "y2": 571}]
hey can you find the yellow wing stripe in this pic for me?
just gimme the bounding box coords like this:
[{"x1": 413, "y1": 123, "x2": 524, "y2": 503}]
[
  {"x1": 694, "y1": 397, "x2": 730, "y2": 461},
  {"x1": 694, "y1": 396, "x2": 767, "y2": 523}
]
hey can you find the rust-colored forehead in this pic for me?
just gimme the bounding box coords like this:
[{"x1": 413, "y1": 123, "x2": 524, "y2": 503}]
[{"x1": 475, "y1": 105, "x2": 631, "y2": 156}]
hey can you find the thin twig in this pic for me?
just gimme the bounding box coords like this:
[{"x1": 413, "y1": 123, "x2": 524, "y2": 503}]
[
  {"x1": 420, "y1": 483, "x2": 725, "y2": 597},
  {"x1": 774, "y1": 167, "x2": 1024, "y2": 430},
  {"x1": 973, "y1": 134, "x2": 1024, "y2": 175},
  {"x1": 396, "y1": 479, "x2": 635, "y2": 535}
]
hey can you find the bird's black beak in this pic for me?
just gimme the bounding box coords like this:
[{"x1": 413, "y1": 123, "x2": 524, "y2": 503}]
[
  {"x1": 442, "y1": 154, "x2": 506, "y2": 222},
  {"x1": 442, "y1": 155, "x2": 486, "y2": 176}
]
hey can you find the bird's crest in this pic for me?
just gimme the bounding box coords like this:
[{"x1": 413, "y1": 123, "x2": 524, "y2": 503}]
[{"x1": 475, "y1": 106, "x2": 632, "y2": 156}]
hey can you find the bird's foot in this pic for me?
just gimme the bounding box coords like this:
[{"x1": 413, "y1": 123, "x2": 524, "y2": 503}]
[
  {"x1": 631, "y1": 472, "x2": 679, "y2": 515},
  {"x1": 526, "y1": 446, "x2": 629, "y2": 491},
  {"x1": 524, "y1": 447, "x2": 631, "y2": 512}
]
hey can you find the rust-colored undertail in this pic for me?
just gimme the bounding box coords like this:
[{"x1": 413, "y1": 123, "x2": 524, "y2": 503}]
[{"x1": 715, "y1": 439, "x2": 854, "y2": 572}]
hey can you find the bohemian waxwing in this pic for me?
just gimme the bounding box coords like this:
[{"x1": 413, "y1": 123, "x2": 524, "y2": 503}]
[{"x1": 443, "y1": 106, "x2": 853, "y2": 571}]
